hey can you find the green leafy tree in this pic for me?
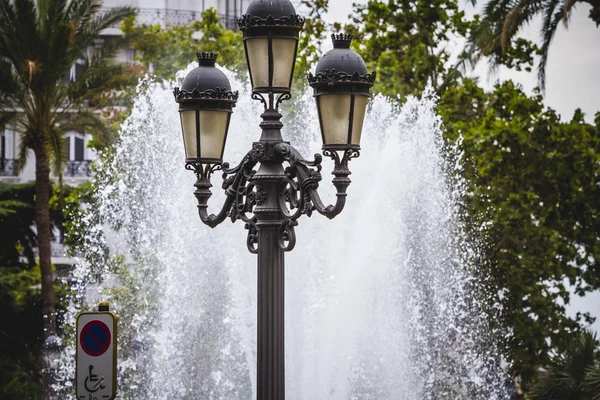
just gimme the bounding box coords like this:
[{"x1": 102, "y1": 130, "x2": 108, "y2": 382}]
[
  {"x1": 439, "y1": 80, "x2": 600, "y2": 383},
  {"x1": 0, "y1": 184, "x2": 42, "y2": 399},
  {"x1": 0, "y1": 182, "x2": 71, "y2": 399},
  {"x1": 122, "y1": 8, "x2": 246, "y2": 80},
  {"x1": 0, "y1": 2, "x2": 137, "y2": 397},
  {"x1": 465, "y1": 0, "x2": 600, "y2": 90},
  {"x1": 344, "y1": 0, "x2": 472, "y2": 98},
  {"x1": 528, "y1": 330, "x2": 600, "y2": 399}
]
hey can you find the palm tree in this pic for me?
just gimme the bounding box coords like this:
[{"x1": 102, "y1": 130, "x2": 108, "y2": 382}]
[
  {"x1": 0, "y1": 1, "x2": 137, "y2": 396},
  {"x1": 464, "y1": 0, "x2": 600, "y2": 90},
  {"x1": 528, "y1": 329, "x2": 600, "y2": 399},
  {"x1": 584, "y1": 361, "x2": 600, "y2": 398}
]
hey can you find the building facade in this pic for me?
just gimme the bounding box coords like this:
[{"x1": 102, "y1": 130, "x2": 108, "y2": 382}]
[
  {"x1": 0, "y1": 0, "x2": 244, "y2": 185},
  {"x1": 0, "y1": 0, "x2": 245, "y2": 264}
]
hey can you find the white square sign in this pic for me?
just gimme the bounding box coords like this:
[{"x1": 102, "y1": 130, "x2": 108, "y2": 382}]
[{"x1": 76, "y1": 312, "x2": 117, "y2": 400}]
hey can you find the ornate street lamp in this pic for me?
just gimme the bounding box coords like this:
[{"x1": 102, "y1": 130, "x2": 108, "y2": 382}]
[
  {"x1": 173, "y1": 2, "x2": 375, "y2": 398},
  {"x1": 173, "y1": 52, "x2": 238, "y2": 165}
]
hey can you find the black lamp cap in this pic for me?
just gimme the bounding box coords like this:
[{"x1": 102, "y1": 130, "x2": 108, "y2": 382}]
[
  {"x1": 307, "y1": 32, "x2": 376, "y2": 93},
  {"x1": 180, "y1": 55, "x2": 231, "y2": 93},
  {"x1": 245, "y1": 0, "x2": 297, "y2": 19},
  {"x1": 316, "y1": 33, "x2": 366, "y2": 75},
  {"x1": 238, "y1": 0, "x2": 305, "y2": 31},
  {"x1": 173, "y1": 54, "x2": 239, "y2": 106}
]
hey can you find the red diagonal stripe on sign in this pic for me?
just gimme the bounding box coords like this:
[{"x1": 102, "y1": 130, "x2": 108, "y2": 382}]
[{"x1": 85, "y1": 329, "x2": 105, "y2": 348}]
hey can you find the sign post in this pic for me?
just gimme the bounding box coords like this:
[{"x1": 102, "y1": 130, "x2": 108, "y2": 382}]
[{"x1": 76, "y1": 302, "x2": 117, "y2": 400}]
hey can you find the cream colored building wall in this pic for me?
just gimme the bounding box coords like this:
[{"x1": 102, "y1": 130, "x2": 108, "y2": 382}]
[
  {"x1": 0, "y1": 127, "x2": 96, "y2": 184},
  {"x1": 101, "y1": 0, "x2": 247, "y2": 14}
]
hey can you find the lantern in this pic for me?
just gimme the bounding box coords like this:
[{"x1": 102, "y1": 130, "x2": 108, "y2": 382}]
[
  {"x1": 238, "y1": 0, "x2": 304, "y2": 95},
  {"x1": 173, "y1": 53, "x2": 239, "y2": 164},
  {"x1": 308, "y1": 34, "x2": 376, "y2": 150}
]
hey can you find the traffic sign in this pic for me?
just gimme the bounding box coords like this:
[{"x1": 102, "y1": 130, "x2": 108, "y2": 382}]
[
  {"x1": 76, "y1": 304, "x2": 117, "y2": 400},
  {"x1": 80, "y1": 320, "x2": 111, "y2": 357}
]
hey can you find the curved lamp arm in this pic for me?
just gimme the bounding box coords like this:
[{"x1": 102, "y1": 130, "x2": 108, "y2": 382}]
[
  {"x1": 187, "y1": 151, "x2": 257, "y2": 228},
  {"x1": 282, "y1": 146, "x2": 359, "y2": 220}
]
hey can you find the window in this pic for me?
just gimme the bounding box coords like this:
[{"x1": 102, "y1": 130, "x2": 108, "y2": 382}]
[
  {"x1": 63, "y1": 133, "x2": 91, "y2": 178},
  {"x1": 0, "y1": 129, "x2": 16, "y2": 176},
  {"x1": 64, "y1": 134, "x2": 86, "y2": 161},
  {"x1": 74, "y1": 137, "x2": 84, "y2": 161}
]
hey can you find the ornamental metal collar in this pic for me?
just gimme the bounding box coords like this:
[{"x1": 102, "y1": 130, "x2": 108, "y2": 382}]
[
  {"x1": 307, "y1": 69, "x2": 377, "y2": 85},
  {"x1": 237, "y1": 14, "x2": 305, "y2": 30},
  {"x1": 173, "y1": 87, "x2": 240, "y2": 103}
]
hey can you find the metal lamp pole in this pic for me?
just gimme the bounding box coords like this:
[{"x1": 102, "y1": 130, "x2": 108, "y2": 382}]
[{"x1": 174, "y1": 2, "x2": 375, "y2": 399}]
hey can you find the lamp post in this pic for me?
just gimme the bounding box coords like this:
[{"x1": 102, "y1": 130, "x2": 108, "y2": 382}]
[{"x1": 174, "y1": 1, "x2": 375, "y2": 398}]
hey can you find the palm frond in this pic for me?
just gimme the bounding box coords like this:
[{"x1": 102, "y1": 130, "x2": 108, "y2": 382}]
[
  {"x1": 501, "y1": 0, "x2": 527, "y2": 48},
  {"x1": 583, "y1": 361, "x2": 600, "y2": 399},
  {"x1": 68, "y1": 6, "x2": 136, "y2": 61},
  {"x1": 14, "y1": 132, "x2": 30, "y2": 173},
  {"x1": 36, "y1": 0, "x2": 68, "y2": 36},
  {"x1": 0, "y1": 199, "x2": 30, "y2": 219},
  {"x1": 1, "y1": 0, "x2": 139, "y2": 169},
  {"x1": 64, "y1": 36, "x2": 139, "y2": 105},
  {"x1": 529, "y1": 330, "x2": 599, "y2": 399},
  {"x1": 562, "y1": 0, "x2": 578, "y2": 26},
  {"x1": 537, "y1": 5, "x2": 563, "y2": 91},
  {"x1": 47, "y1": 127, "x2": 66, "y2": 178},
  {"x1": 59, "y1": 108, "x2": 105, "y2": 133}
]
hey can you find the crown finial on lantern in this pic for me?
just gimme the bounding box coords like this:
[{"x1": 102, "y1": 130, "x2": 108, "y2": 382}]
[
  {"x1": 331, "y1": 33, "x2": 353, "y2": 49},
  {"x1": 197, "y1": 52, "x2": 218, "y2": 66}
]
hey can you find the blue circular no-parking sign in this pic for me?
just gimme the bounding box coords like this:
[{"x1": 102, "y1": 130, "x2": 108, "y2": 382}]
[{"x1": 80, "y1": 320, "x2": 111, "y2": 357}]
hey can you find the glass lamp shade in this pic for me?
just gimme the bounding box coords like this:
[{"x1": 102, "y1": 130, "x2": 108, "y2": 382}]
[
  {"x1": 308, "y1": 34, "x2": 376, "y2": 150},
  {"x1": 180, "y1": 110, "x2": 231, "y2": 163},
  {"x1": 173, "y1": 53, "x2": 239, "y2": 164},
  {"x1": 317, "y1": 94, "x2": 369, "y2": 149},
  {"x1": 238, "y1": 0, "x2": 305, "y2": 94}
]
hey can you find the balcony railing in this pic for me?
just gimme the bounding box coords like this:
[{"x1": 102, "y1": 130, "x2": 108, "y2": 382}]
[
  {"x1": 100, "y1": 7, "x2": 239, "y2": 30},
  {"x1": 0, "y1": 158, "x2": 16, "y2": 176},
  {"x1": 64, "y1": 160, "x2": 92, "y2": 178}
]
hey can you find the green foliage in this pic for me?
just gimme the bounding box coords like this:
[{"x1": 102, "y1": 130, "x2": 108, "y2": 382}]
[
  {"x1": 122, "y1": 8, "x2": 246, "y2": 80},
  {"x1": 101, "y1": 256, "x2": 158, "y2": 400},
  {"x1": 528, "y1": 330, "x2": 600, "y2": 399},
  {"x1": 439, "y1": 80, "x2": 600, "y2": 382},
  {"x1": 0, "y1": 182, "x2": 68, "y2": 267},
  {"x1": 0, "y1": 183, "x2": 72, "y2": 399},
  {"x1": 0, "y1": 264, "x2": 43, "y2": 399},
  {"x1": 345, "y1": 0, "x2": 472, "y2": 98},
  {"x1": 0, "y1": 183, "x2": 37, "y2": 267}
]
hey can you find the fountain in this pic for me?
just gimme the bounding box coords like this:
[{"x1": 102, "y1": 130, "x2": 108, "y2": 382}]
[{"x1": 56, "y1": 66, "x2": 510, "y2": 399}]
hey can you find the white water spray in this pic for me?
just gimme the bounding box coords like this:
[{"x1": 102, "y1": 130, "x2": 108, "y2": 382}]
[{"x1": 57, "y1": 67, "x2": 509, "y2": 399}]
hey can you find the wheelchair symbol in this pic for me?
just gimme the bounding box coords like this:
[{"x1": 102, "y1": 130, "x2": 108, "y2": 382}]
[{"x1": 84, "y1": 365, "x2": 105, "y2": 392}]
